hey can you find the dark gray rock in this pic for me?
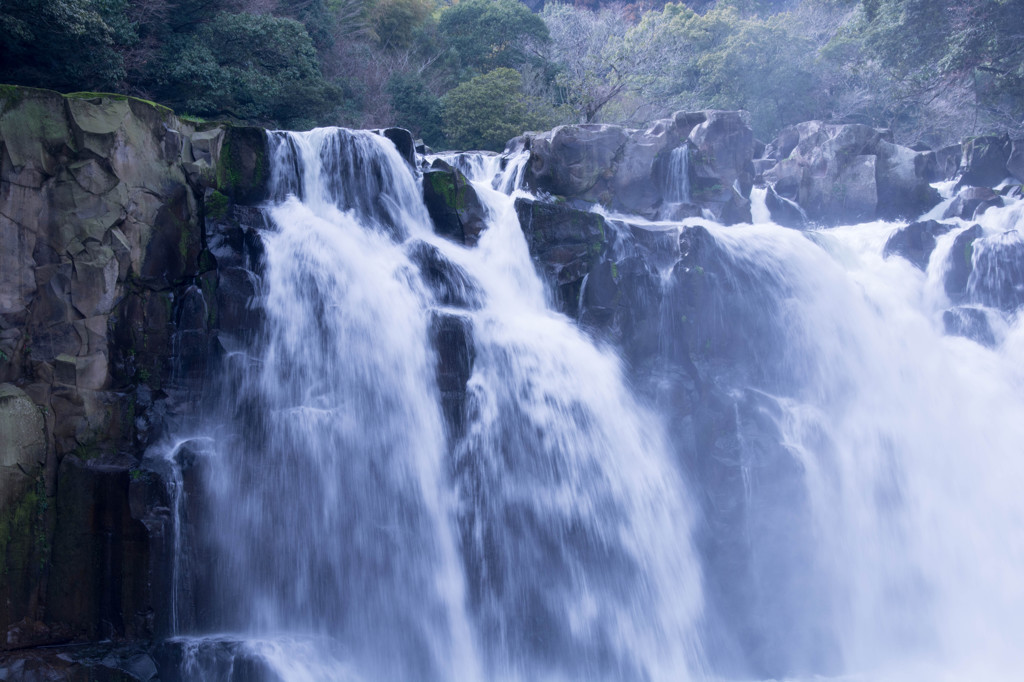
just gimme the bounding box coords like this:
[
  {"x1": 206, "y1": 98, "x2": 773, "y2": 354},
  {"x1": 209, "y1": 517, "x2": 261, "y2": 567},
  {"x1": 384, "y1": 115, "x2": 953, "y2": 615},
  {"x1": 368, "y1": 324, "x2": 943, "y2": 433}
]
[
  {"x1": 763, "y1": 121, "x2": 939, "y2": 224},
  {"x1": 422, "y1": 167, "x2": 488, "y2": 246},
  {"x1": 942, "y1": 186, "x2": 1003, "y2": 220},
  {"x1": 764, "y1": 185, "x2": 806, "y2": 229},
  {"x1": 407, "y1": 240, "x2": 483, "y2": 309},
  {"x1": 883, "y1": 219, "x2": 954, "y2": 270},
  {"x1": 380, "y1": 127, "x2": 415, "y2": 167},
  {"x1": 1007, "y1": 138, "x2": 1024, "y2": 183},
  {"x1": 958, "y1": 134, "x2": 1012, "y2": 189},
  {"x1": 944, "y1": 224, "x2": 984, "y2": 300},
  {"x1": 943, "y1": 307, "x2": 996, "y2": 347}
]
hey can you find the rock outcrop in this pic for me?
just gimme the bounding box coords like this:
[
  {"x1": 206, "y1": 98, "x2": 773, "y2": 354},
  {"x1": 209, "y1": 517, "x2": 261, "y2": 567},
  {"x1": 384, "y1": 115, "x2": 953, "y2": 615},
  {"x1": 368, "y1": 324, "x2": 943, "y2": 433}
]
[
  {"x1": 522, "y1": 110, "x2": 755, "y2": 225},
  {"x1": 0, "y1": 86, "x2": 270, "y2": 664},
  {"x1": 762, "y1": 121, "x2": 940, "y2": 224}
]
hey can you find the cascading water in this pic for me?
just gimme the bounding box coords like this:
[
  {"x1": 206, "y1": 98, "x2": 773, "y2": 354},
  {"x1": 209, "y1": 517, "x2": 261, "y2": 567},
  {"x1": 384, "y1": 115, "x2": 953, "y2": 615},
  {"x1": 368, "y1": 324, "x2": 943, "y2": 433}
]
[
  {"x1": 665, "y1": 145, "x2": 692, "y2": 204},
  {"x1": 161, "y1": 122, "x2": 1024, "y2": 682},
  {"x1": 166, "y1": 129, "x2": 706, "y2": 682}
]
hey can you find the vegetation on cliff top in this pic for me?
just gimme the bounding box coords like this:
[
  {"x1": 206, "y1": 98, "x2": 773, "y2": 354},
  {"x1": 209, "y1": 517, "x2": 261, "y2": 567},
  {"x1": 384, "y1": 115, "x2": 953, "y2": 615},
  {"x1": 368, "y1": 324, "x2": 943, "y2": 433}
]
[{"x1": 1, "y1": 0, "x2": 1022, "y2": 148}]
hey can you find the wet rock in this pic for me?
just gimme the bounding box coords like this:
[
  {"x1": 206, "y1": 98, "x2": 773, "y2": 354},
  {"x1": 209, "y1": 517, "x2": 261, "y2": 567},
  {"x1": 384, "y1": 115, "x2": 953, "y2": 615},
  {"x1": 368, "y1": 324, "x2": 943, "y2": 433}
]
[
  {"x1": 942, "y1": 186, "x2": 1003, "y2": 220},
  {"x1": 883, "y1": 219, "x2": 954, "y2": 270},
  {"x1": 764, "y1": 185, "x2": 806, "y2": 229},
  {"x1": 430, "y1": 312, "x2": 475, "y2": 441},
  {"x1": 966, "y1": 230, "x2": 1024, "y2": 312},
  {"x1": 763, "y1": 121, "x2": 939, "y2": 224},
  {"x1": 522, "y1": 111, "x2": 750, "y2": 220},
  {"x1": 943, "y1": 307, "x2": 996, "y2": 347},
  {"x1": 407, "y1": 240, "x2": 483, "y2": 309},
  {"x1": 421, "y1": 167, "x2": 488, "y2": 246},
  {"x1": 380, "y1": 127, "x2": 415, "y2": 167},
  {"x1": 935, "y1": 144, "x2": 962, "y2": 180},
  {"x1": 687, "y1": 111, "x2": 755, "y2": 223},
  {"x1": 514, "y1": 198, "x2": 611, "y2": 314},
  {"x1": 47, "y1": 456, "x2": 153, "y2": 641},
  {"x1": 958, "y1": 134, "x2": 1012, "y2": 189},
  {"x1": 944, "y1": 224, "x2": 983, "y2": 300},
  {"x1": 1008, "y1": 138, "x2": 1024, "y2": 183},
  {"x1": 526, "y1": 123, "x2": 630, "y2": 198}
]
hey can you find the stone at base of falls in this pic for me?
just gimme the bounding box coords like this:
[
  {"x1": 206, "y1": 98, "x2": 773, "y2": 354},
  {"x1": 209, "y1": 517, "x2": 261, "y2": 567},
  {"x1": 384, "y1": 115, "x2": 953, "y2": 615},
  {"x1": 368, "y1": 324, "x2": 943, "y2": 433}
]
[
  {"x1": 153, "y1": 639, "x2": 277, "y2": 682},
  {"x1": 0, "y1": 642, "x2": 159, "y2": 681},
  {"x1": 421, "y1": 162, "x2": 488, "y2": 246},
  {"x1": 943, "y1": 307, "x2": 996, "y2": 347},
  {"x1": 883, "y1": 219, "x2": 954, "y2": 270},
  {"x1": 943, "y1": 186, "x2": 1004, "y2": 220}
]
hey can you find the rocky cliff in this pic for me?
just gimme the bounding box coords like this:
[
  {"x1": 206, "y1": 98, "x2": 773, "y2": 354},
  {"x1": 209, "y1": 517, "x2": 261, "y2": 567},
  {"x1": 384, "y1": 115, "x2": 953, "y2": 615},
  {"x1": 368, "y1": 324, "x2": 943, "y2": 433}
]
[{"x1": 0, "y1": 86, "x2": 269, "y2": 677}]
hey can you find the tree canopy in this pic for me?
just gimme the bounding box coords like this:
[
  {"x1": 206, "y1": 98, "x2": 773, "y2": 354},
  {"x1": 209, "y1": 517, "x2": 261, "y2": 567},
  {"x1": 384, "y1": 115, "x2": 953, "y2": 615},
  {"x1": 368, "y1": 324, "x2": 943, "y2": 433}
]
[{"x1": 2, "y1": 0, "x2": 1022, "y2": 147}]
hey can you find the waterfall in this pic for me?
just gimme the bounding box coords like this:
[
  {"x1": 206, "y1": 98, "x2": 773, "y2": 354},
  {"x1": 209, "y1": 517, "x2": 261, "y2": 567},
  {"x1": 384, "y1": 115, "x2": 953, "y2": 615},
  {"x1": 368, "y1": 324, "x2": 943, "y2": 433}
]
[
  {"x1": 170, "y1": 128, "x2": 706, "y2": 682},
  {"x1": 163, "y1": 124, "x2": 1024, "y2": 682},
  {"x1": 660, "y1": 205, "x2": 1024, "y2": 679},
  {"x1": 665, "y1": 145, "x2": 692, "y2": 204}
]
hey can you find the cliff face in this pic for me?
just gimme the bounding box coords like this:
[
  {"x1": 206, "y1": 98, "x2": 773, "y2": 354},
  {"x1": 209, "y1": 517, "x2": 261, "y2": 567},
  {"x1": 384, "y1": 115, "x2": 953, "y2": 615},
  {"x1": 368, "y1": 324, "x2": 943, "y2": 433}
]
[{"x1": 0, "y1": 86, "x2": 268, "y2": 667}]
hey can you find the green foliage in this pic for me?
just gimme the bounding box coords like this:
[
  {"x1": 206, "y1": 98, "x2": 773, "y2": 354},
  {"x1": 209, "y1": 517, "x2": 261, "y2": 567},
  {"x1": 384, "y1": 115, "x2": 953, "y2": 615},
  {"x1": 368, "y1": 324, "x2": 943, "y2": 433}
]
[
  {"x1": 440, "y1": 68, "x2": 555, "y2": 151},
  {"x1": 370, "y1": 0, "x2": 436, "y2": 50},
  {"x1": 387, "y1": 73, "x2": 444, "y2": 145},
  {"x1": 437, "y1": 0, "x2": 550, "y2": 76},
  {"x1": 0, "y1": 0, "x2": 132, "y2": 91},
  {"x1": 154, "y1": 12, "x2": 339, "y2": 128}
]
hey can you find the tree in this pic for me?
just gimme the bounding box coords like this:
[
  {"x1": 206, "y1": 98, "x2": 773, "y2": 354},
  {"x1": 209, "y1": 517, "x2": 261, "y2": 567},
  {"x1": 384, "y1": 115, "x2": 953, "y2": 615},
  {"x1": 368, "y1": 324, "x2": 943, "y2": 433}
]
[
  {"x1": 154, "y1": 12, "x2": 339, "y2": 128},
  {"x1": 440, "y1": 67, "x2": 555, "y2": 151},
  {"x1": 437, "y1": 0, "x2": 550, "y2": 76},
  {"x1": 387, "y1": 72, "x2": 443, "y2": 145},
  {"x1": 542, "y1": 3, "x2": 636, "y2": 123},
  {"x1": 0, "y1": 0, "x2": 133, "y2": 91}
]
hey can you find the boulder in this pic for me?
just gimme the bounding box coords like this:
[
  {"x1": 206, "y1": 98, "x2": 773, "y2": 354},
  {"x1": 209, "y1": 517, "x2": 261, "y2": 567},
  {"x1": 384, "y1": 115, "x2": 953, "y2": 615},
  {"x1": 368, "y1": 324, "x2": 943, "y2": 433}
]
[
  {"x1": 526, "y1": 123, "x2": 629, "y2": 198},
  {"x1": 1006, "y1": 138, "x2": 1024, "y2": 183},
  {"x1": 380, "y1": 127, "x2": 415, "y2": 167},
  {"x1": 883, "y1": 219, "x2": 954, "y2": 270},
  {"x1": 764, "y1": 185, "x2": 806, "y2": 229},
  {"x1": 407, "y1": 240, "x2": 483, "y2": 309},
  {"x1": 943, "y1": 307, "x2": 996, "y2": 347},
  {"x1": 935, "y1": 144, "x2": 962, "y2": 180},
  {"x1": 523, "y1": 111, "x2": 751, "y2": 221},
  {"x1": 514, "y1": 197, "x2": 611, "y2": 314},
  {"x1": 944, "y1": 224, "x2": 984, "y2": 300},
  {"x1": 942, "y1": 186, "x2": 1003, "y2": 220},
  {"x1": 958, "y1": 134, "x2": 1012, "y2": 189},
  {"x1": 430, "y1": 312, "x2": 475, "y2": 440},
  {"x1": 421, "y1": 165, "x2": 488, "y2": 246},
  {"x1": 763, "y1": 121, "x2": 939, "y2": 224},
  {"x1": 665, "y1": 111, "x2": 756, "y2": 224}
]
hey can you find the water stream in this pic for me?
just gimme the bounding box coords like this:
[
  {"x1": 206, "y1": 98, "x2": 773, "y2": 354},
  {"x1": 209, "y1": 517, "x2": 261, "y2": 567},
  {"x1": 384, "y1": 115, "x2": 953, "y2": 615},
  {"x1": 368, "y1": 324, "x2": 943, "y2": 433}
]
[{"x1": 161, "y1": 129, "x2": 1024, "y2": 681}]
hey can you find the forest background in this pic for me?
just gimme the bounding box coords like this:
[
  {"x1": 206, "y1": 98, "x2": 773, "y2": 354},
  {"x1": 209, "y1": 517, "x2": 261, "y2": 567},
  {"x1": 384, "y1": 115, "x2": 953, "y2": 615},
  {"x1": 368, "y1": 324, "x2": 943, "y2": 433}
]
[{"x1": 1, "y1": 0, "x2": 1022, "y2": 151}]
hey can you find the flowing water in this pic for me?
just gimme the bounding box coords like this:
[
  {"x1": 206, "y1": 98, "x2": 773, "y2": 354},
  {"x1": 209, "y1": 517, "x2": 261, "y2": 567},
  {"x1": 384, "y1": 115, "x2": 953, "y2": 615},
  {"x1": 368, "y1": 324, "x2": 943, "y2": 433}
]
[{"x1": 161, "y1": 128, "x2": 1024, "y2": 681}]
